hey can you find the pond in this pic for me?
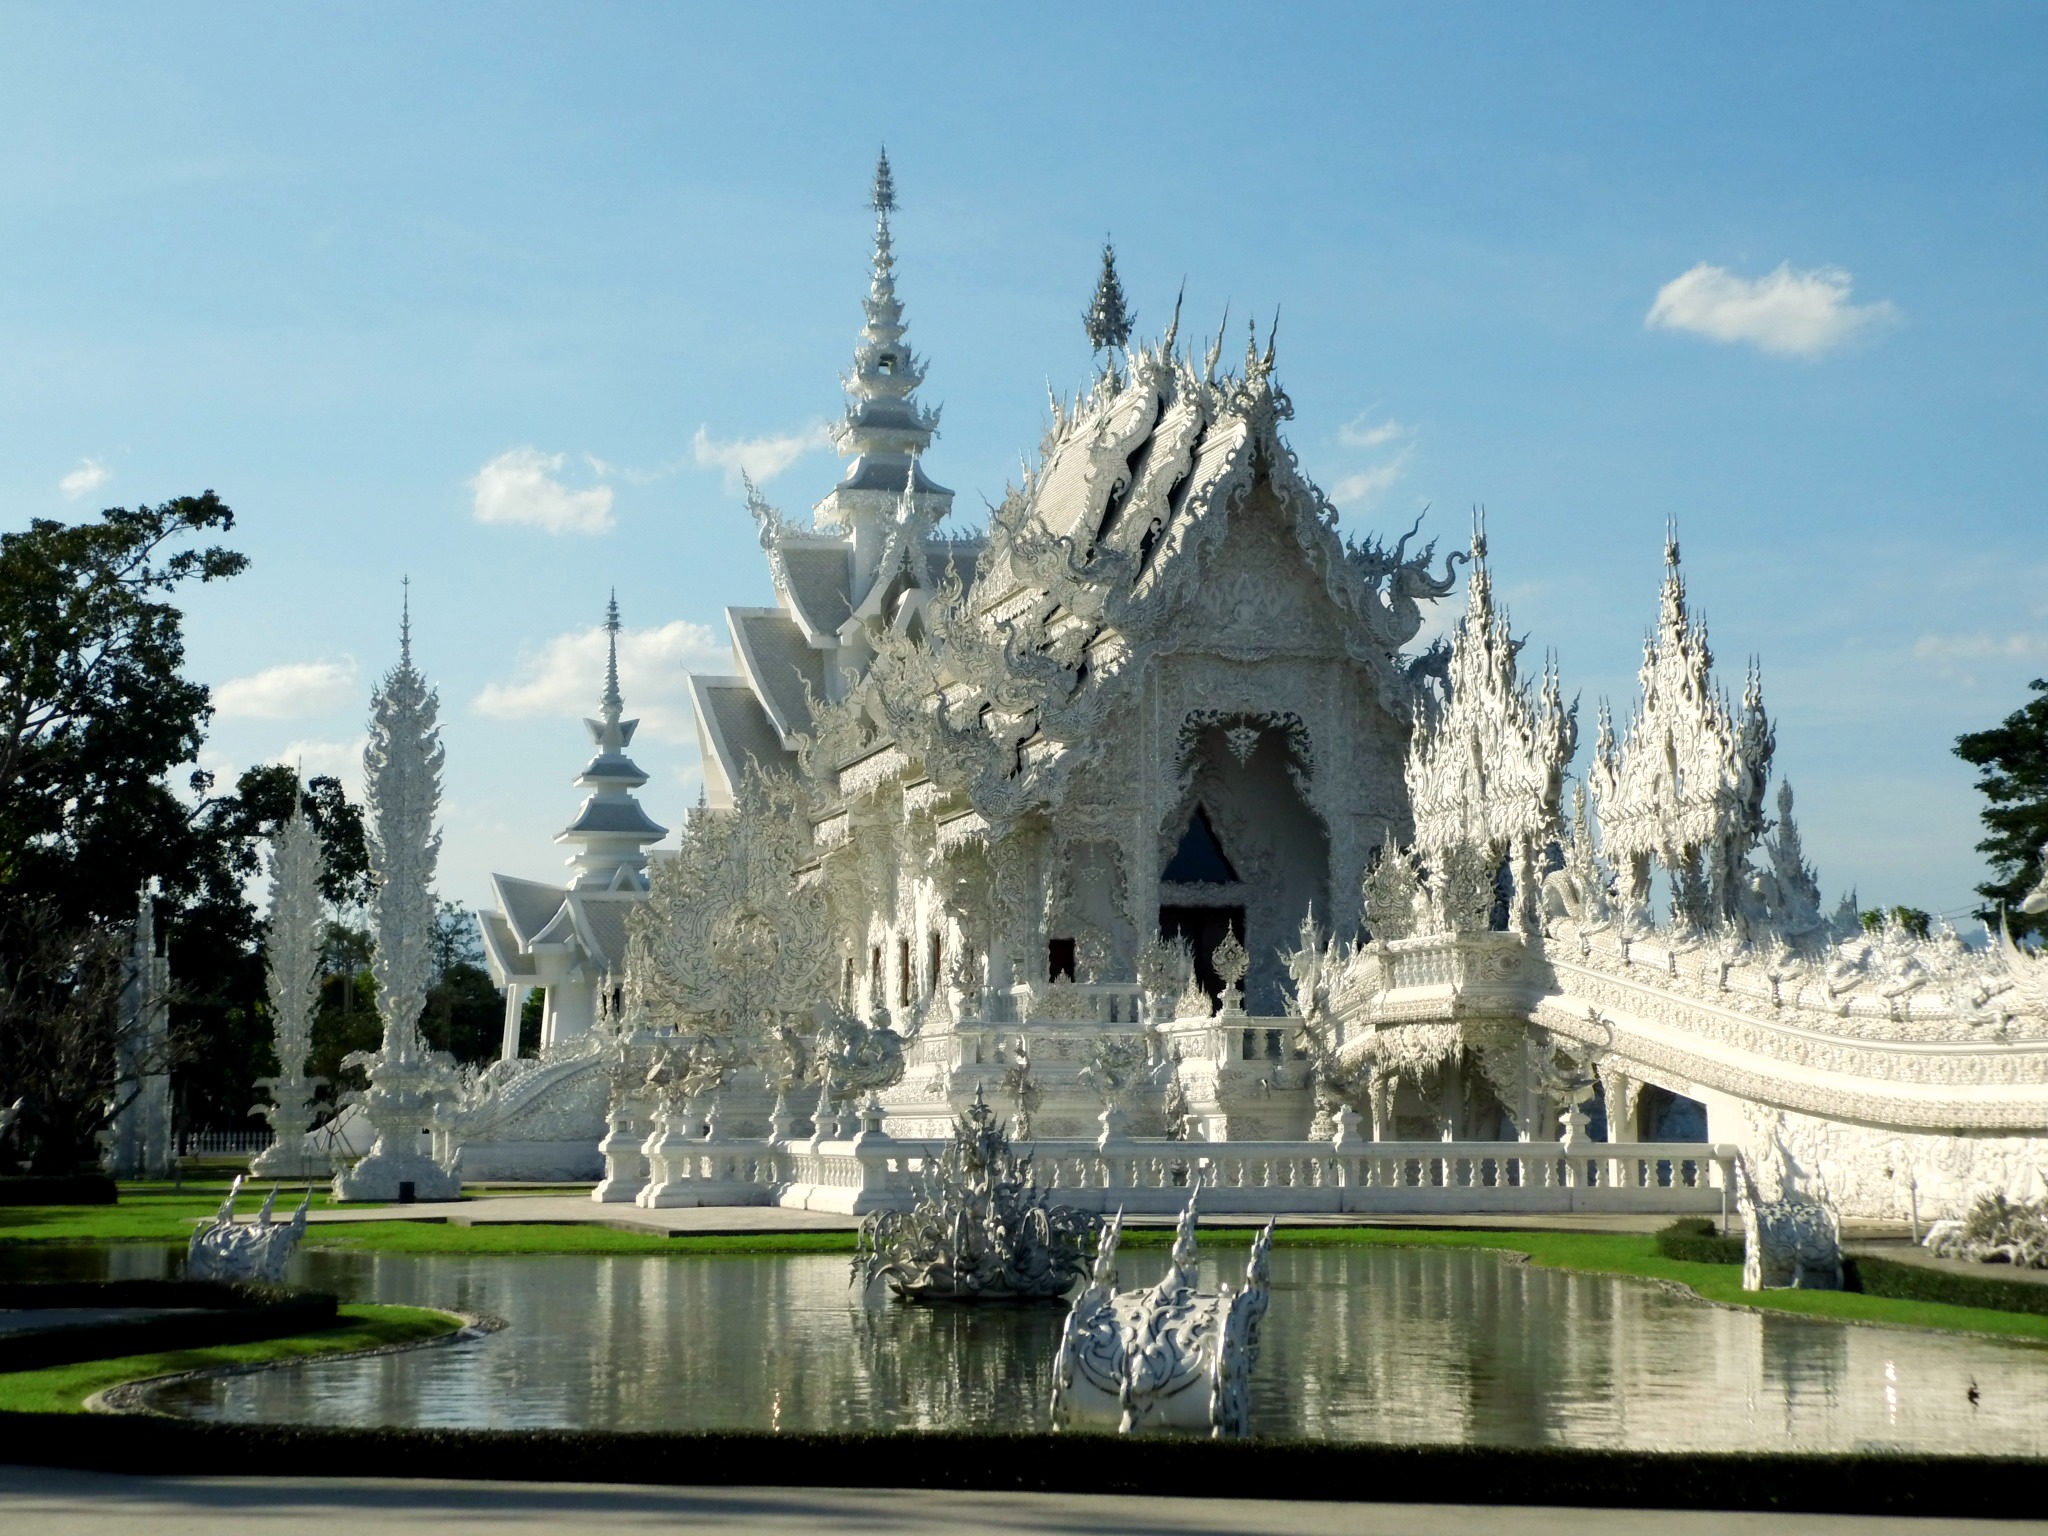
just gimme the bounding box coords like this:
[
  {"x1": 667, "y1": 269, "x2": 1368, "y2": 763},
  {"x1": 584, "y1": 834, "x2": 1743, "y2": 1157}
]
[{"x1": 11, "y1": 1243, "x2": 2048, "y2": 1453}]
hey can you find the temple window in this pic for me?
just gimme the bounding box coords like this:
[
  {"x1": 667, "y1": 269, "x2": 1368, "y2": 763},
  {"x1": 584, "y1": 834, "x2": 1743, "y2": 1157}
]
[
  {"x1": 898, "y1": 938, "x2": 912, "y2": 1006},
  {"x1": 928, "y1": 931, "x2": 942, "y2": 994},
  {"x1": 870, "y1": 945, "x2": 882, "y2": 1005},
  {"x1": 1047, "y1": 937, "x2": 1077, "y2": 982}
]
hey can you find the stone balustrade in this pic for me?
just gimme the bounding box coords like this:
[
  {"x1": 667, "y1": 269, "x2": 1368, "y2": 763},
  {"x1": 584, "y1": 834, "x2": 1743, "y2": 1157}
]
[{"x1": 603, "y1": 1120, "x2": 1735, "y2": 1218}]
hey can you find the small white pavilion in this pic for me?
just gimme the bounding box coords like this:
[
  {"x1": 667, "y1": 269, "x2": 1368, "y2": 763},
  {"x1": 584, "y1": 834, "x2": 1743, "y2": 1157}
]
[{"x1": 478, "y1": 597, "x2": 667, "y2": 1058}]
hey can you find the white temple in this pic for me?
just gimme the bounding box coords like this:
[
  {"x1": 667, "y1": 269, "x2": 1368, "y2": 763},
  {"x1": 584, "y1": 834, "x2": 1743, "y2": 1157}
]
[{"x1": 443, "y1": 153, "x2": 2048, "y2": 1220}]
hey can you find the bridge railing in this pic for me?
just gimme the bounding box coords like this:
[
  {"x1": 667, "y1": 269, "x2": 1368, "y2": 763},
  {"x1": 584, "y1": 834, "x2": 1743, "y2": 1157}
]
[{"x1": 614, "y1": 1126, "x2": 1735, "y2": 1219}]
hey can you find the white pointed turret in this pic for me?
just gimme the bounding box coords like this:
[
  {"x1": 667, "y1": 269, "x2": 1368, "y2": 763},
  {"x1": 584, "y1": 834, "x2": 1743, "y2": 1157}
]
[
  {"x1": 814, "y1": 148, "x2": 953, "y2": 582},
  {"x1": 558, "y1": 594, "x2": 667, "y2": 890}
]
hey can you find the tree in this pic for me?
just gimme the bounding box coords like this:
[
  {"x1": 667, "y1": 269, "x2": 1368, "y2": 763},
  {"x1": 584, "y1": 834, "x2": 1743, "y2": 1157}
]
[
  {"x1": 0, "y1": 905, "x2": 174, "y2": 1173},
  {"x1": 0, "y1": 494, "x2": 246, "y2": 924},
  {"x1": 420, "y1": 900, "x2": 501, "y2": 1066},
  {"x1": 1955, "y1": 678, "x2": 2048, "y2": 941},
  {"x1": 0, "y1": 497, "x2": 248, "y2": 1168}
]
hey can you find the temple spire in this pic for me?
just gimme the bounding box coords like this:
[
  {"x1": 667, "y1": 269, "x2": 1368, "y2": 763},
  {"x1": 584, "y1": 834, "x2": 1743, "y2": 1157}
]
[
  {"x1": 601, "y1": 589, "x2": 623, "y2": 720},
  {"x1": 560, "y1": 594, "x2": 665, "y2": 889},
  {"x1": 817, "y1": 148, "x2": 950, "y2": 537},
  {"x1": 1084, "y1": 236, "x2": 1134, "y2": 355}
]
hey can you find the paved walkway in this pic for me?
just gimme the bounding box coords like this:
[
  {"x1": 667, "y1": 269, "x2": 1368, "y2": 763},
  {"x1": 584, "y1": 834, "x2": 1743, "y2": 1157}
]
[
  {"x1": 1846, "y1": 1238, "x2": 2048, "y2": 1287},
  {"x1": 0, "y1": 1469, "x2": 2035, "y2": 1536}
]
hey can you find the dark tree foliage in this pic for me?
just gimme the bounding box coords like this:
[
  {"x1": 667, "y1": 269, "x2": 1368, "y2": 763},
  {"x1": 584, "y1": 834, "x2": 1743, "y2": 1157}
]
[
  {"x1": 172, "y1": 766, "x2": 375, "y2": 1132},
  {"x1": 0, "y1": 494, "x2": 246, "y2": 928},
  {"x1": 1955, "y1": 678, "x2": 2048, "y2": 940},
  {"x1": 0, "y1": 497, "x2": 251, "y2": 1162},
  {"x1": 420, "y1": 901, "x2": 502, "y2": 1067},
  {"x1": 0, "y1": 908, "x2": 168, "y2": 1173}
]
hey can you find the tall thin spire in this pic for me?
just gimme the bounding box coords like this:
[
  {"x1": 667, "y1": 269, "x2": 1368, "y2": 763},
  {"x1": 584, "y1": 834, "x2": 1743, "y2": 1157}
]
[
  {"x1": 399, "y1": 576, "x2": 413, "y2": 669},
  {"x1": 601, "y1": 589, "x2": 623, "y2": 719},
  {"x1": 561, "y1": 593, "x2": 665, "y2": 889},
  {"x1": 818, "y1": 148, "x2": 950, "y2": 528}
]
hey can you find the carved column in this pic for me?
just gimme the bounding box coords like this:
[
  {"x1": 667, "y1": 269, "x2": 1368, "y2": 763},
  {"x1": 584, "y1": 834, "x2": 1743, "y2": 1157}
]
[{"x1": 1598, "y1": 1064, "x2": 1638, "y2": 1144}]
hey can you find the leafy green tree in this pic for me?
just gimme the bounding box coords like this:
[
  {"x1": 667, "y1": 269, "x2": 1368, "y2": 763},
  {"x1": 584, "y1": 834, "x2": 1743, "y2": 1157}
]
[
  {"x1": 0, "y1": 494, "x2": 245, "y2": 927},
  {"x1": 0, "y1": 496, "x2": 249, "y2": 1167},
  {"x1": 1955, "y1": 678, "x2": 2048, "y2": 940},
  {"x1": 421, "y1": 901, "x2": 502, "y2": 1066}
]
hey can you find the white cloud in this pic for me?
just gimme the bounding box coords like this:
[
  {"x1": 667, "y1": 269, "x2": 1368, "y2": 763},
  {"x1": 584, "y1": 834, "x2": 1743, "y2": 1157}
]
[
  {"x1": 470, "y1": 447, "x2": 615, "y2": 535},
  {"x1": 214, "y1": 658, "x2": 359, "y2": 719},
  {"x1": 474, "y1": 619, "x2": 724, "y2": 744},
  {"x1": 1645, "y1": 262, "x2": 1899, "y2": 358},
  {"x1": 1911, "y1": 631, "x2": 2048, "y2": 661},
  {"x1": 691, "y1": 424, "x2": 831, "y2": 492},
  {"x1": 59, "y1": 458, "x2": 112, "y2": 500},
  {"x1": 1338, "y1": 415, "x2": 1410, "y2": 451},
  {"x1": 265, "y1": 736, "x2": 370, "y2": 799}
]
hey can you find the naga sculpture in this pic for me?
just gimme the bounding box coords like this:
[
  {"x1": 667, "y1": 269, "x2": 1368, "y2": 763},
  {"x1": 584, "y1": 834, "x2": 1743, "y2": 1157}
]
[
  {"x1": 187, "y1": 1176, "x2": 312, "y2": 1284},
  {"x1": 1050, "y1": 1189, "x2": 1275, "y2": 1438},
  {"x1": 854, "y1": 1088, "x2": 1096, "y2": 1301},
  {"x1": 1924, "y1": 1192, "x2": 2048, "y2": 1269},
  {"x1": 1735, "y1": 1151, "x2": 1843, "y2": 1291}
]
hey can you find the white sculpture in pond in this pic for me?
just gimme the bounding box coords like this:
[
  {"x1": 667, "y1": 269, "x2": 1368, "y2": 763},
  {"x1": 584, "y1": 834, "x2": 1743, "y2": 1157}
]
[
  {"x1": 1050, "y1": 1190, "x2": 1274, "y2": 1438},
  {"x1": 1736, "y1": 1150, "x2": 1842, "y2": 1291},
  {"x1": 855, "y1": 1086, "x2": 1095, "y2": 1301},
  {"x1": 187, "y1": 1175, "x2": 311, "y2": 1283}
]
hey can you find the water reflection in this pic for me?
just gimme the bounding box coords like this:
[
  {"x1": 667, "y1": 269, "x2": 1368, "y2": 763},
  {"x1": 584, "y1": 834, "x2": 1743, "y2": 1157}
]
[{"x1": 16, "y1": 1244, "x2": 2047, "y2": 1453}]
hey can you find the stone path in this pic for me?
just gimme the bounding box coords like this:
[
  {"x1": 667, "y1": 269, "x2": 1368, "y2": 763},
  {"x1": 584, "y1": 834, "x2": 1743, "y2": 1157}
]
[{"x1": 1, "y1": 1469, "x2": 2035, "y2": 1536}]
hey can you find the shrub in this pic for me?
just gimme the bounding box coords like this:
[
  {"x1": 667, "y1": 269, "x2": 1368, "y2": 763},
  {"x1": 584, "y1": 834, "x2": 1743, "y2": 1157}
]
[
  {"x1": 1654, "y1": 1217, "x2": 1743, "y2": 1265},
  {"x1": 1845, "y1": 1256, "x2": 2048, "y2": 1319}
]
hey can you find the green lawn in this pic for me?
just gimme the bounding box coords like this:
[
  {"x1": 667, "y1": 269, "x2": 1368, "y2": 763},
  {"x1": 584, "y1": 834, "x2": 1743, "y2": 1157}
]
[
  {"x1": 0, "y1": 1182, "x2": 335, "y2": 1245},
  {"x1": 0, "y1": 1303, "x2": 463, "y2": 1414}
]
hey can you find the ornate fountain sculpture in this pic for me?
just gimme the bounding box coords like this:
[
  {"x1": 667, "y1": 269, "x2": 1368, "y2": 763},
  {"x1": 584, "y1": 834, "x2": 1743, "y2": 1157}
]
[
  {"x1": 187, "y1": 1176, "x2": 312, "y2": 1283},
  {"x1": 1049, "y1": 1189, "x2": 1275, "y2": 1438},
  {"x1": 854, "y1": 1087, "x2": 1096, "y2": 1301}
]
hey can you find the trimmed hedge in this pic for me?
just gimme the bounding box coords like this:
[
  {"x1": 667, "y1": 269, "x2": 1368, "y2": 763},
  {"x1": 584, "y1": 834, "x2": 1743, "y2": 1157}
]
[
  {"x1": 0, "y1": 1281, "x2": 338, "y2": 1372},
  {"x1": 1653, "y1": 1217, "x2": 1743, "y2": 1266},
  {"x1": 0, "y1": 1414, "x2": 2042, "y2": 1517},
  {"x1": 1845, "y1": 1255, "x2": 2048, "y2": 1319},
  {"x1": 0, "y1": 1175, "x2": 116, "y2": 1206}
]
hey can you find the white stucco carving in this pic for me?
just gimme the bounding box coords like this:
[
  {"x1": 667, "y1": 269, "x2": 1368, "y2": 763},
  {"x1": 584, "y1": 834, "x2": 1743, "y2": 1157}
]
[
  {"x1": 252, "y1": 796, "x2": 327, "y2": 1178},
  {"x1": 332, "y1": 603, "x2": 461, "y2": 1203},
  {"x1": 187, "y1": 1176, "x2": 310, "y2": 1284},
  {"x1": 1050, "y1": 1192, "x2": 1273, "y2": 1437}
]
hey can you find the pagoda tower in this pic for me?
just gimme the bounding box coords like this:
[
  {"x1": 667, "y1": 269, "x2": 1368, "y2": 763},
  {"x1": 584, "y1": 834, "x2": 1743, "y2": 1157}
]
[
  {"x1": 812, "y1": 147, "x2": 953, "y2": 593},
  {"x1": 557, "y1": 594, "x2": 667, "y2": 890}
]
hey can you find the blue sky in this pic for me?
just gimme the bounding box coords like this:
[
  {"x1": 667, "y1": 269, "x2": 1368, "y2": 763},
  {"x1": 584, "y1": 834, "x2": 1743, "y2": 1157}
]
[{"x1": 2, "y1": 4, "x2": 2042, "y2": 923}]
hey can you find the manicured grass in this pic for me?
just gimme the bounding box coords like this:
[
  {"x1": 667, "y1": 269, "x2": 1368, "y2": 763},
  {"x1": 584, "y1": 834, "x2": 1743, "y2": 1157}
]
[
  {"x1": 0, "y1": 1182, "x2": 336, "y2": 1245},
  {"x1": 0, "y1": 1303, "x2": 463, "y2": 1414}
]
